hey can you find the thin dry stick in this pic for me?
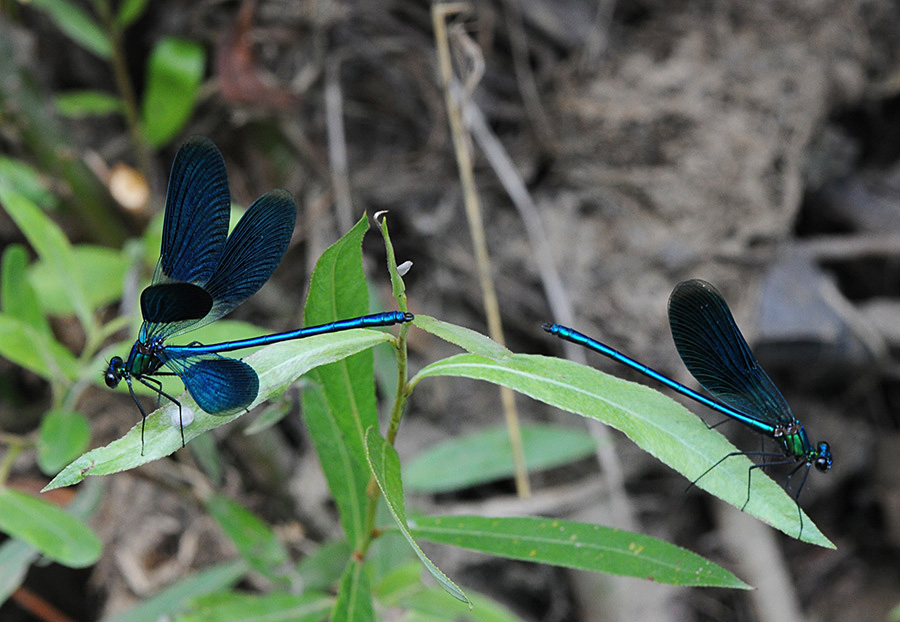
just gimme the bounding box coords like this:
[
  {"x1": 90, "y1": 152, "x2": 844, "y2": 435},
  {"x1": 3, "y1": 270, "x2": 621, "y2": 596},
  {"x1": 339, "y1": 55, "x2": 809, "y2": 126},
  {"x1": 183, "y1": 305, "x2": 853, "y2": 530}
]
[
  {"x1": 462, "y1": 94, "x2": 635, "y2": 530},
  {"x1": 433, "y1": 2, "x2": 530, "y2": 497}
]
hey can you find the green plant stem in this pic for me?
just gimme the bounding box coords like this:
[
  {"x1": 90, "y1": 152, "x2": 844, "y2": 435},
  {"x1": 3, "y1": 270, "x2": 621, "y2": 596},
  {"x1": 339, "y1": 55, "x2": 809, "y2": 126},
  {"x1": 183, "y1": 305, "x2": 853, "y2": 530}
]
[
  {"x1": 91, "y1": 0, "x2": 153, "y2": 176},
  {"x1": 0, "y1": 437, "x2": 27, "y2": 486},
  {"x1": 359, "y1": 328, "x2": 411, "y2": 559}
]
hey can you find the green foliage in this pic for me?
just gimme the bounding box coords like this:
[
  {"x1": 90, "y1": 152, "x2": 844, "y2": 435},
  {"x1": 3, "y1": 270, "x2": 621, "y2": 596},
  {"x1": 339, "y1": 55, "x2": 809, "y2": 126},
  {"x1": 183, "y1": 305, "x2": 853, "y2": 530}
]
[
  {"x1": 0, "y1": 143, "x2": 833, "y2": 619},
  {"x1": 0, "y1": 488, "x2": 101, "y2": 568},
  {"x1": 29, "y1": 0, "x2": 112, "y2": 59},
  {"x1": 27, "y1": 1, "x2": 202, "y2": 150},
  {"x1": 404, "y1": 423, "x2": 598, "y2": 493},
  {"x1": 37, "y1": 409, "x2": 91, "y2": 475},
  {"x1": 141, "y1": 38, "x2": 206, "y2": 147}
]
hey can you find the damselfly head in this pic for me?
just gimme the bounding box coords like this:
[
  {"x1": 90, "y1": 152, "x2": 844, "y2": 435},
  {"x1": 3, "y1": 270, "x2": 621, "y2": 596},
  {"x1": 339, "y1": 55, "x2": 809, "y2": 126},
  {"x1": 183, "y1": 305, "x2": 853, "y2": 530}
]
[
  {"x1": 104, "y1": 356, "x2": 125, "y2": 388},
  {"x1": 815, "y1": 442, "x2": 832, "y2": 472}
]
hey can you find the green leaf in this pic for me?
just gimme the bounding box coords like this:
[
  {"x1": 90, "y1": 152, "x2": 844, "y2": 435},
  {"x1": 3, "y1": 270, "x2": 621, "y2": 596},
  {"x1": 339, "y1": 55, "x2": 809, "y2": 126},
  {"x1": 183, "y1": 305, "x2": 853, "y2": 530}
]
[
  {"x1": 331, "y1": 560, "x2": 374, "y2": 622},
  {"x1": 1, "y1": 188, "x2": 92, "y2": 328},
  {"x1": 412, "y1": 353, "x2": 834, "y2": 548},
  {"x1": 302, "y1": 214, "x2": 378, "y2": 548},
  {"x1": 45, "y1": 329, "x2": 395, "y2": 490},
  {"x1": 243, "y1": 397, "x2": 293, "y2": 435},
  {"x1": 365, "y1": 428, "x2": 470, "y2": 605},
  {"x1": 101, "y1": 560, "x2": 247, "y2": 622},
  {"x1": 409, "y1": 515, "x2": 748, "y2": 588},
  {"x1": 0, "y1": 313, "x2": 79, "y2": 382},
  {"x1": 204, "y1": 495, "x2": 291, "y2": 583},
  {"x1": 0, "y1": 157, "x2": 58, "y2": 211},
  {"x1": 0, "y1": 539, "x2": 39, "y2": 606},
  {"x1": 374, "y1": 563, "x2": 521, "y2": 622},
  {"x1": 0, "y1": 487, "x2": 101, "y2": 568},
  {"x1": 376, "y1": 212, "x2": 408, "y2": 303},
  {"x1": 177, "y1": 592, "x2": 333, "y2": 622},
  {"x1": 2, "y1": 244, "x2": 50, "y2": 336},
  {"x1": 55, "y1": 90, "x2": 122, "y2": 118},
  {"x1": 141, "y1": 37, "x2": 206, "y2": 147},
  {"x1": 115, "y1": 0, "x2": 150, "y2": 28},
  {"x1": 37, "y1": 409, "x2": 91, "y2": 475},
  {"x1": 189, "y1": 432, "x2": 223, "y2": 484},
  {"x1": 28, "y1": 0, "x2": 111, "y2": 59},
  {"x1": 404, "y1": 424, "x2": 597, "y2": 493},
  {"x1": 297, "y1": 540, "x2": 353, "y2": 592},
  {"x1": 412, "y1": 315, "x2": 510, "y2": 360}
]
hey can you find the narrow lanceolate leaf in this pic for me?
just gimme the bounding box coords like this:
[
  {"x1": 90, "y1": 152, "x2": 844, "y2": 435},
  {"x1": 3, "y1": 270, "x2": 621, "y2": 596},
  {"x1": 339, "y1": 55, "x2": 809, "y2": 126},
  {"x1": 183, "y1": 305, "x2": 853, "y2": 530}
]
[
  {"x1": 412, "y1": 353, "x2": 833, "y2": 548},
  {"x1": 0, "y1": 488, "x2": 101, "y2": 568},
  {"x1": 404, "y1": 424, "x2": 597, "y2": 493},
  {"x1": 409, "y1": 515, "x2": 748, "y2": 588},
  {"x1": 45, "y1": 330, "x2": 394, "y2": 490},
  {"x1": 412, "y1": 315, "x2": 511, "y2": 361},
  {"x1": 331, "y1": 560, "x2": 374, "y2": 622},
  {"x1": 365, "y1": 428, "x2": 470, "y2": 606},
  {"x1": 302, "y1": 215, "x2": 378, "y2": 549}
]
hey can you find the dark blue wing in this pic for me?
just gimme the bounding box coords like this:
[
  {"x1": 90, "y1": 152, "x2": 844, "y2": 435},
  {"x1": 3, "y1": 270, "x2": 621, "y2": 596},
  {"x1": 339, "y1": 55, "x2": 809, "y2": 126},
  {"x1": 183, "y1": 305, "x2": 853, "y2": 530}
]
[
  {"x1": 160, "y1": 351, "x2": 259, "y2": 413},
  {"x1": 138, "y1": 283, "x2": 214, "y2": 341},
  {"x1": 198, "y1": 189, "x2": 297, "y2": 326},
  {"x1": 667, "y1": 279, "x2": 795, "y2": 426},
  {"x1": 154, "y1": 136, "x2": 231, "y2": 286}
]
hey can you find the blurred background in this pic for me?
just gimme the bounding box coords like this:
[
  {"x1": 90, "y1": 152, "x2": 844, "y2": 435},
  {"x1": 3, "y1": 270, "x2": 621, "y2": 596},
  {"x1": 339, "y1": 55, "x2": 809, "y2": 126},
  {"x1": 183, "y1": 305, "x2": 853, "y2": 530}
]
[{"x1": 1, "y1": 0, "x2": 900, "y2": 620}]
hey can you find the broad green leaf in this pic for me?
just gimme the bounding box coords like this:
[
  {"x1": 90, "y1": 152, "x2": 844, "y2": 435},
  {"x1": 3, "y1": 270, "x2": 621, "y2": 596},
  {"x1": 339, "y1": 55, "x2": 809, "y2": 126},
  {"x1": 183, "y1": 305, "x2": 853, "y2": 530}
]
[
  {"x1": 0, "y1": 488, "x2": 100, "y2": 567},
  {"x1": 0, "y1": 157, "x2": 58, "y2": 210},
  {"x1": 45, "y1": 329, "x2": 394, "y2": 490},
  {"x1": 409, "y1": 515, "x2": 748, "y2": 588},
  {"x1": 2, "y1": 244, "x2": 50, "y2": 335},
  {"x1": 29, "y1": 244, "x2": 130, "y2": 315},
  {"x1": 405, "y1": 423, "x2": 597, "y2": 493},
  {"x1": 365, "y1": 428, "x2": 469, "y2": 605},
  {"x1": 204, "y1": 495, "x2": 291, "y2": 583},
  {"x1": 37, "y1": 409, "x2": 91, "y2": 475},
  {"x1": 141, "y1": 37, "x2": 205, "y2": 147},
  {"x1": 297, "y1": 540, "x2": 353, "y2": 592},
  {"x1": 115, "y1": 0, "x2": 150, "y2": 27},
  {"x1": 412, "y1": 353, "x2": 833, "y2": 548},
  {"x1": 28, "y1": 0, "x2": 111, "y2": 59},
  {"x1": 0, "y1": 313, "x2": 79, "y2": 382},
  {"x1": 331, "y1": 560, "x2": 374, "y2": 622},
  {"x1": 302, "y1": 214, "x2": 378, "y2": 548},
  {"x1": 412, "y1": 315, "x2": 510, "y2": 360},
  {"x1": 177, "y1": 592, "x2": 332, "y2": 622},
  {"x1": 55, "y1": 90, "x2": 122, "y2": 118},
  {"x1": 101, "y1": 560, "x2": 247, "y2": 622},
  {"x1": 0, "y1": 479, "x2": 104, "y2": 606},
  {"x1": 1, "y1": 188, "x2": 92, "y2": 328}
]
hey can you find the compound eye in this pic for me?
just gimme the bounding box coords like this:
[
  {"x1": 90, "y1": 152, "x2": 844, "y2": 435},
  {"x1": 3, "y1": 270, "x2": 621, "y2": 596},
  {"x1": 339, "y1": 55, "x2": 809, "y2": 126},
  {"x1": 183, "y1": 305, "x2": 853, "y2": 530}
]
[
  {"x1": 104, "y1": 357, "x2": 124, "y2": 388},
  {"x1": 814, "y1": 442, "x2": 832, "y2": 472}
]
